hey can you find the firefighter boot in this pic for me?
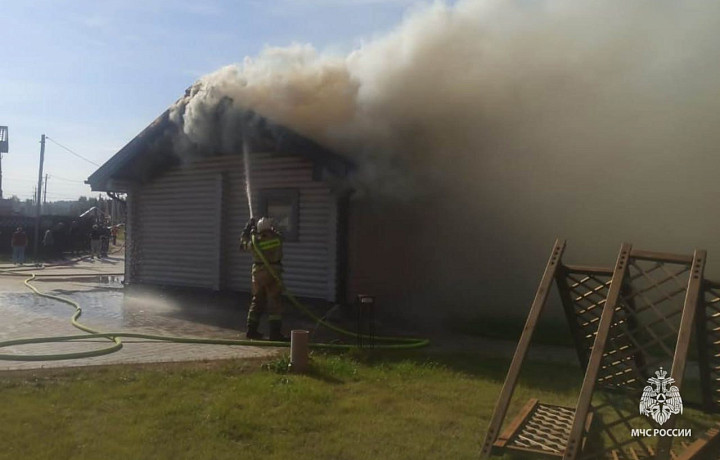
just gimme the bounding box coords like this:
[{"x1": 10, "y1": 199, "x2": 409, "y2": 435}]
[
  {"x1": 246, "y1": 322, "x2": 263, "y2": 340},
  {"x1": 269, "y1": 320, "x2": 289, "y2": 342}
]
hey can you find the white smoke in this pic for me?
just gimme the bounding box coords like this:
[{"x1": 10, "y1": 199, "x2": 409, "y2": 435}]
[
  {"x1": 172, "y1": 0, "x2": 720, "y2": 194},
  {"x1": 169, "y1": 0, "x2": 720, "y2": 320}
]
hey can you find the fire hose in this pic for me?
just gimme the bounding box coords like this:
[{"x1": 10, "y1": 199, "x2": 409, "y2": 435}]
[{"x1": 0, "y1": 241, "x2": 429, "y2": 361}]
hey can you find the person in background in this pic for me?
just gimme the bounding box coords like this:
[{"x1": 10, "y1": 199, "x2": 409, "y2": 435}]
[
  {"x1": 100, "y1": 225, "x2": 110, "y2": 257},
  {"x1": 111, "y1": 225, "x2": 118, "y2": 246},
  {"x1": 68, "y1": 221, "x2": 80, "y2": 256},
  {"x1": 42, "y1": 228, "x2": 55, "y2": 261},
  {"x1": 11, "y1": 227, "x2": 28, "y2": 265},
  {"x1": 89, "y1": 224, "x2": 102, "y2": 259}
]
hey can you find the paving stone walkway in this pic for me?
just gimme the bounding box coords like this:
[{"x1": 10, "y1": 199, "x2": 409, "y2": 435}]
[
  {"x1": 0, "y1": 253, "x2": 277, "y2": 371},
  {"x1": 2, "y1": 252, "x2": 638, "y2": 375}
]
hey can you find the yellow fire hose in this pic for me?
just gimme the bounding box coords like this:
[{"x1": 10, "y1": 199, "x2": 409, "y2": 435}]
[
  {"x1": 0, "y1": 239, "x2": 428, "y2": 361},
  {"x1": 248, "y1": 234, "x2": 429, "y2": 349}
]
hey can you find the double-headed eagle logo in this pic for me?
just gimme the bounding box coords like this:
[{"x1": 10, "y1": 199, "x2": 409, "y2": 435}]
[{"x1": 639, "y1": 368, "x2": 683, "y2": 426}]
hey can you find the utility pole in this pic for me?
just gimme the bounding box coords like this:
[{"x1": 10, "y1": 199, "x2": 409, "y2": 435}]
[
  {"x1": 0, "y1": 126, "x2": 9, "y2": 199},
  {"x1": 43, "y1": 174, "x2": 48, "y2": 206},
  {"x1": 33, "y1": 134, "x2": 46, "y2": 265}
]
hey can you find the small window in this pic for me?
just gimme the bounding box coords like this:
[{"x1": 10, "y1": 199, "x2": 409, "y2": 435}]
[{"x1": 258, "y1": 189, "x2": 299, "y2": 241}]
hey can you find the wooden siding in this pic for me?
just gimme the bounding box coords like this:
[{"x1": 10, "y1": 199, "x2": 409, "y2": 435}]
[
  {"x1": 127, "y1": 153, "x2": 339, "y2": 301},
  {"x1": 132, "y1": 173, "x2": 221, "y2": 289}
]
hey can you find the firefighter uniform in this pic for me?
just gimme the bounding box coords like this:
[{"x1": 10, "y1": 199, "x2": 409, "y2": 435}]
[{"x1": 240, "y1": 223, "x2": 287, "y2": 341}]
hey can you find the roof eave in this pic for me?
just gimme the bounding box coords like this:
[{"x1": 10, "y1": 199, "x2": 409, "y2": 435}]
[
  {"x1": 86, "y1": 110, "x2": 172, "y2": 190},
  {"x1": 86, "y1": 105, "x2": 356, "y2": 190}
]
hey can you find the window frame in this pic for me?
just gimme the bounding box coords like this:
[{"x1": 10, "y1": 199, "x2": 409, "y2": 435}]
[{"x1": 257, "y1": 188, "x2": 300, "y2": 241}]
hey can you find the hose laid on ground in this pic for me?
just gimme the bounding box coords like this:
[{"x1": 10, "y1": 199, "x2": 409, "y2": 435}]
[
  {"x1": 0, "y1": 242, "x2": 428, "y2": 361},
  {"x1": 249, "y1": 234, "x2": 429, "y2": 349}
]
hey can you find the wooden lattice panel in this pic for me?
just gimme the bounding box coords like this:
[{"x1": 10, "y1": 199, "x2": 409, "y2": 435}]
[
  {"x1": 580, "y1": 394, "x2": 657, "y2": 459},
  {"x1": 483, "y1": 241, "x2": 715, "y2": 460},
  {"x1": 558, "y1": 266, "x2": 613, "y2": 368},
  {"x1": 594, "y1": 258, "x2": 691, "y2": 392},
  {"x1": 481, "y1": 240, "x2": 568, "y2": 459},
  {"x1": 563, "y1": 248, "x2": 705, "y2": 460},
  {"x1": 558, "y1": 263, "x2": 654, "y2": 392},
  {"x1": 494, "y1": 399, "x2": 590, "y2": 458},
  {"x1": 508, "y1": 403, "x2": 575, "y2": 454},
  {"x1": 700, "y1": 280, "x2": 720, "y2": 412},
  {"x1": 674, "y1": 423, "x2": 720, "y2": 460}
]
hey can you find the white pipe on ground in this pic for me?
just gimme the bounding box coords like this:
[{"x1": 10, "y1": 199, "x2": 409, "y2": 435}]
[{"x1": 289, "y1": 329, "x2": 309, "y2": 373}]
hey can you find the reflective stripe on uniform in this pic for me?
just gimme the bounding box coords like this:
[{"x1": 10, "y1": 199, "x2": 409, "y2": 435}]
[
  {"x1": 247, "y1": 311, "x2": 260, "y2": 326},
  {"x1": 257, "y1": 239, "x2": 281, "y2": 250}
]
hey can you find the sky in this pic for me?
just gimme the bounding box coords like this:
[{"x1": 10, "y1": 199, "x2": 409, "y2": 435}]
[{"x1": 0, "y1": 0, "x2": 422, "y2": 202}]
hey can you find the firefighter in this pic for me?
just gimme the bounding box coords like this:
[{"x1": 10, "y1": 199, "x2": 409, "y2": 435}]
[{"x1": 240, "y1": 217, "x2": 288, "y2": 341}]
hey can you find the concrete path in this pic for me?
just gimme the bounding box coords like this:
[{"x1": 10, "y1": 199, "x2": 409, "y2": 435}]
[
  {"x1": 0, "y1": 252, "x2": 277, "y2": 372},
  {"x1": 1, "y1": 252, "x2": 632, "y2": 375}
]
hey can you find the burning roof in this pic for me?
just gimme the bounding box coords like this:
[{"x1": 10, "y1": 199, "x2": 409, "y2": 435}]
[{"x1": 86, "y1": 95, "x2": 353, "y2": 192}]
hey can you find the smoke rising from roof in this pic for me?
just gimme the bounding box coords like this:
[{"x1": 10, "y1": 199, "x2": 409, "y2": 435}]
[{"x1": 171, "y1": 0, "x2": 720, "y2": 322}]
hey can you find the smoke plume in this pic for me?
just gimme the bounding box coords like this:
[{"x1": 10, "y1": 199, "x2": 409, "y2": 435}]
[{"x1": 170, "y1": 0, "x2": 720, "y2": 322}]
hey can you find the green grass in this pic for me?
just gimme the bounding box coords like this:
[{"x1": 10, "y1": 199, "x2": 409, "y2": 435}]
[
  {"x1": 1, "y1": 352, "x2": 714, "y2": 460},
  {"x1": 0, "y1": 351, "x2": 583, "y2": 460}
]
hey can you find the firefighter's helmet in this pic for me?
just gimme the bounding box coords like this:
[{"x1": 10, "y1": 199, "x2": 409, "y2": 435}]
[{"x1": 256, "y1": 217, "x2": 273, "y2": 233}]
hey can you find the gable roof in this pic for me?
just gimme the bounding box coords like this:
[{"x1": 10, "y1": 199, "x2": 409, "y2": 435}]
[{"x1": 86, "y1": 99, "x2": 354, "y2": 192}]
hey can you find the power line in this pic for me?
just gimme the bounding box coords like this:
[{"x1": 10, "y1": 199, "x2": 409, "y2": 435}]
[
  {"x1": 49, "y1": 174, "x2": 85, "y2": 183},
  {"x1": 48, "y1": 181, "x2": 86, "y2": 186},
  {"x1": 45, "y1": 192, "x2": 90, "y2": 198},
  {"x1": 45, "y1": 136, "x2": 100, "y2": 167}
]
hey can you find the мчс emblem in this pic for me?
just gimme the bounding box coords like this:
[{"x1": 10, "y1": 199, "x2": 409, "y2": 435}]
[{"x1": 639, "y1": 368, "x2": 683, "y2": 426}]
